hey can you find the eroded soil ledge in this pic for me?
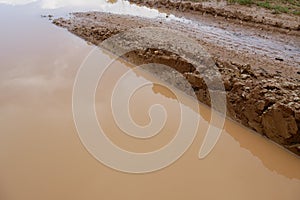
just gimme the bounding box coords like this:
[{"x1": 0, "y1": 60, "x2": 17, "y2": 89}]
[{"x1": 53, "y1": 11, "x2": 300, "y2": 155}]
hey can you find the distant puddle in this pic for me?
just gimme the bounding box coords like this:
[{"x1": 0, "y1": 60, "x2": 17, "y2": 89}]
[
  {"x1": 0, "y1": 0, "x2": 174, "y2": 18},
  {"x1": 0, "y1": 2, "x2": 300, "y2": 200}
]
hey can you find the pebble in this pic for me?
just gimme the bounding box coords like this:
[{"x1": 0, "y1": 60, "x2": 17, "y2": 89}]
[{"x1": 241, "y1": 74, "x2": 249, "y2": 79}]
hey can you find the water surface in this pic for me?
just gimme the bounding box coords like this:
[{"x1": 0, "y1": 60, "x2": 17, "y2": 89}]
[{"x1": 0, "y1": 1, "x2": 300, "y2": 200}]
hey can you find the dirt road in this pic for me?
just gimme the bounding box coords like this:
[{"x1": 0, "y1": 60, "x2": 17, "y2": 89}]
[{"x1": 52, "y1": 2, "x2": 300, "y2": 155}]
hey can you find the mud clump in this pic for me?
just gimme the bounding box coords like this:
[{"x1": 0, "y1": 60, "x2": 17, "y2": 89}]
[{"x1": 53, "y1": 12, "x2": 300, "y2": 155}]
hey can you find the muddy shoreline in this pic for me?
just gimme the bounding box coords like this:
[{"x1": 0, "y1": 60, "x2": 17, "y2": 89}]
[{"x1": 53, "y1": 10, "x2": 300, "y2": 155}]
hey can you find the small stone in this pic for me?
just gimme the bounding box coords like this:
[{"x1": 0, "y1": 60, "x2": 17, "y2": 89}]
[
  {"x1": 275, "y1": 57, "x2": 284, "y2": 61},
  {"x1": 241, "y1": 74, "x2": 249, "y2": 79},
  {"x1": 256, "y1": 100, "x2": 265, "y2": 111},
  {"x1": 160, "y1": 55, "x2": 171, "y2": 60},
  {"x1": 242, "y1": 92, "x2": 247, "y2": 99}
]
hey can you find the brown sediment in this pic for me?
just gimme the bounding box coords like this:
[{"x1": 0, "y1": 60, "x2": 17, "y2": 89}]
[
  {"x1": 129, "y1": 0, "x2": 300, "y2": 32},
  {"x1": 53, "y1": 11, "x2": 300, "y2": 155}
]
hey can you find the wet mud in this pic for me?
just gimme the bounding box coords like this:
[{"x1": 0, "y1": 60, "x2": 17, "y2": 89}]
[
  {"x1": 53, "y1": 11, "x2": 300, "y2": 155},
  {"x1": 129, "y1": 0, "x2": 300, "y2": 31}
]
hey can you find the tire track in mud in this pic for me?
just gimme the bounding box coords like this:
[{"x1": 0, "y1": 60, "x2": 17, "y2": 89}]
[{"x1": 165, "y1": 15, "x2": 300, "y2": 67}]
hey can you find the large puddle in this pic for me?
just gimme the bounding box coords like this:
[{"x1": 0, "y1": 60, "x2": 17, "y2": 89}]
[{"x1": 0, "y1": 1, "x2": 300, "y2": 200}]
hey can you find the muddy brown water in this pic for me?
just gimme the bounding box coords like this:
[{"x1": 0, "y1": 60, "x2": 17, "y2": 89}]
[{"x1": 0, "y1": 1, "x2": 300, "y2": 200}]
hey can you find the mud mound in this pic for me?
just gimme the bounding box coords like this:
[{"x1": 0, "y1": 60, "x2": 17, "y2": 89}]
[{"x1": 53, "y1": 12, "x2": 300, "y2": 155}]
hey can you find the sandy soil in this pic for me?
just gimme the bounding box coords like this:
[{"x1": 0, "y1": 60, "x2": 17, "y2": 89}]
[{"x1": 52, "y1": 7, "x2": 300, "y2": 155}]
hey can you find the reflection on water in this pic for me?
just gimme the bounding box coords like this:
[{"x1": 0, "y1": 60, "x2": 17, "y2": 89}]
[
  {"x1": 0, "y1": 0, "x2": 35, "y2": 5},
  {"x1": 0, "y1": 2, "x2": 300, "y2": 200},
  {"x1": 0, "y1": 0, "x2": 172, "y2": 19}
]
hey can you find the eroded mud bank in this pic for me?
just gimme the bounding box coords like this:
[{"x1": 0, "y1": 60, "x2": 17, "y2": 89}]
[{"x1": 53, "y1": 12, "x2": 300, "y2": 155}]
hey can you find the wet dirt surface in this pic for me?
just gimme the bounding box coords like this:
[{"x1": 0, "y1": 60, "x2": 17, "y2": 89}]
[
  {"x1": 1, "y1": 1, "x2": 300, "y2": 199},
  {"x1": 53, "y1": 10, "x2": 300, "y2": 155},
  {"x1": 130, "y1": 0, "x2": 300, "y2": 31}
]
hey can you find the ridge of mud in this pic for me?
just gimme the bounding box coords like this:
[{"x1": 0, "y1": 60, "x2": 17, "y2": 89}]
[
  {"x1": 53, "y1": 12, "x2": 300, "y2": 155},
  {"x1": 129, "y1": 0, "x2": 300, "y2": 31}
]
